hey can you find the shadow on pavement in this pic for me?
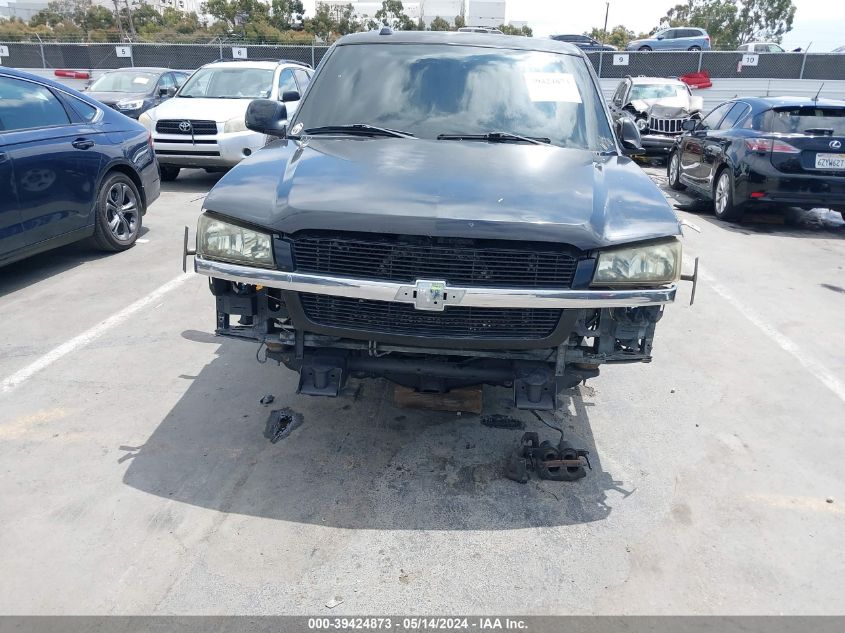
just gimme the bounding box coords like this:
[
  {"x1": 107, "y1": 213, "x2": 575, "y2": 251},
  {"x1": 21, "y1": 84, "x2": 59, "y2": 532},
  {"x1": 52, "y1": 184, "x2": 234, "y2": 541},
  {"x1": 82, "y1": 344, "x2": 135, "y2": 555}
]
[
  {"x1": 161, "y1": 169, "x2": 224, "y2": 194},
  {"x1": 0, "y1": 229, "x2": 149, "y2": 297},
  {"x1": 123, "y1": 335, "x2": 626, "y2": 530}
]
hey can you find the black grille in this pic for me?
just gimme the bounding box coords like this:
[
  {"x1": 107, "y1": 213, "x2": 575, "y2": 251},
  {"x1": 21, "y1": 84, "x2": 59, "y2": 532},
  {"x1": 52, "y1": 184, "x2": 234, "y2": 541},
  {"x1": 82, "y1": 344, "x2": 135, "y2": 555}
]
[
  {"x1": 155, "y1": 119, "x2": 217, "y2": 135},
  {"x1": 292, "y1": 235, "x2": 578, "y2": 288},
  {"x1": 300, "y1": 294, "x2": 561, "y2": 340}
]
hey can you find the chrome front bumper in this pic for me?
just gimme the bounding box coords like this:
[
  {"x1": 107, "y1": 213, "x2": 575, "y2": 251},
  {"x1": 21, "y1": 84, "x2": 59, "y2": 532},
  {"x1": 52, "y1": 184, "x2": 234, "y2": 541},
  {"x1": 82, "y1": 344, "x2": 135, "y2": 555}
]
[{"x1": 194, "y1": 257, "x2": 677, "y2": 309}]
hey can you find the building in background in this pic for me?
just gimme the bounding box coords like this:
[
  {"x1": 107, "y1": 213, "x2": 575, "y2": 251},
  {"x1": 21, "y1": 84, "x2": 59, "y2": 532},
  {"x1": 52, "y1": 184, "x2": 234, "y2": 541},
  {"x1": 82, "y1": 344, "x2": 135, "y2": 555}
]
[
  {"x1": 420, "y1": 0, "x2": 464, "y2": 27},
  {"x1": 466, "y1": 0, "x2": 505, "y2": 28},
  {"x1": 0, "y1": 1, "x2": 48, "y2": 21}
]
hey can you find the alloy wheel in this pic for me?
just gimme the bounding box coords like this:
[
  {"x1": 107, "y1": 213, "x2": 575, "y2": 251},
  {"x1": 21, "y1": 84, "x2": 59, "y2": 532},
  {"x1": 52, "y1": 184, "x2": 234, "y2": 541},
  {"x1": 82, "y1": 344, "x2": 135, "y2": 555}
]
[
  {"x1": 715, "y1": 173, "x2": 730, "y2": 215},
  {"x1": 105, "y1": 182, "x2": 139, "y2": 242}
]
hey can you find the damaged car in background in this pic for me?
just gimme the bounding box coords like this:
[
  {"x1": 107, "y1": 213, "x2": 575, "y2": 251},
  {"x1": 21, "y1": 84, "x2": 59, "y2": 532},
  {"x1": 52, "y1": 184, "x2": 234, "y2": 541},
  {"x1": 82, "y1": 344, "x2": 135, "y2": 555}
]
[
  {"x1": 185, "y1": 32, "x2": 696, "y2": 412},
  {"x1": 610, "y1": 76, "x2": 703, "y2": 155}
]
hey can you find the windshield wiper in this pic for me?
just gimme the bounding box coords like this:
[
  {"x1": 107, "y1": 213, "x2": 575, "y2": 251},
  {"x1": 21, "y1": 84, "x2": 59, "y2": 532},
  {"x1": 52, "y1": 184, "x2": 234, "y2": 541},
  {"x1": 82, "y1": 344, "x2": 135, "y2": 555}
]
[
  {"x1": 437, "y1": 132, "x2": 551, "y2": 145},
  {"x1": 302, "y1": 124, "x2": 416, "y2": 139}
]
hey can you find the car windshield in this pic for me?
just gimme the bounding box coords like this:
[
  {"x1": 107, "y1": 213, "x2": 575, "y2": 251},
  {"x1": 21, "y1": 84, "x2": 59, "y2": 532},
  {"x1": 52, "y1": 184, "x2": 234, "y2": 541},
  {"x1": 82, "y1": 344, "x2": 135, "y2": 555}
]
[
  {"x1": 292, "y1": 43, "x2": 615, "y2": 152},
  {"x1": 178, "y1": 67, "x2": 275, "y2": 99},
  {"x1": 89, "y1": 71, "x2": 157, "y2": 93},
  {"x1": 629, "y1": 84, "x2": 688, "y2": 100},
  {"x1": 754, "y1": 107, "x2": 845, "y2": 135}
]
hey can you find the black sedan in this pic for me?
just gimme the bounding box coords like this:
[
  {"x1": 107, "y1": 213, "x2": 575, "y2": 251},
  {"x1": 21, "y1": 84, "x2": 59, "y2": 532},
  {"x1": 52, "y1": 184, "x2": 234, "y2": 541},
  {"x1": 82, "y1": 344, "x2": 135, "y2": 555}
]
[
  {"x1": 667, "y1": 96, "x2": 845, "y2": 221},
  {"x1": 549, "y1": 34, "x2": 617, "y2": 51},
  {"x1": 84, "y1": 67, "x2": 189, "y2": 119},
  {"x1": 0, "y1": 67, "x2": 160, "y2": 267}
]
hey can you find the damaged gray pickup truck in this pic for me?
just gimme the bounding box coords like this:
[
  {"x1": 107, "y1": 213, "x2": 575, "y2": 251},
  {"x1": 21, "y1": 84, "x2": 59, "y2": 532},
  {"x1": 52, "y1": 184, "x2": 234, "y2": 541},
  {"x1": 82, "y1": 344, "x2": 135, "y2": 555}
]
[{"x1": 187, "y1": 31, "x2": 692, "y2": 411}]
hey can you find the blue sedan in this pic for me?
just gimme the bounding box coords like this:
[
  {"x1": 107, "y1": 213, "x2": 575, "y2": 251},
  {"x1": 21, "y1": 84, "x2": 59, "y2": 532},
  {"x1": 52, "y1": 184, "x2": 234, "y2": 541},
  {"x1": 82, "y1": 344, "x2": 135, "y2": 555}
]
[{"x1": 0, "y1": 67, "x2": 160, "y2": 267}]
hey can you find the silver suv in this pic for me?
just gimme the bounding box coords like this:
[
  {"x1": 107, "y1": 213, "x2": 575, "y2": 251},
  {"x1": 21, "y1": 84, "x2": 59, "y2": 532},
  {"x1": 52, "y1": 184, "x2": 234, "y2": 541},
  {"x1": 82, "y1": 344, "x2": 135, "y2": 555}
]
[{"x1": 138, "y1": 59, "x2": 313, "y2": 181}]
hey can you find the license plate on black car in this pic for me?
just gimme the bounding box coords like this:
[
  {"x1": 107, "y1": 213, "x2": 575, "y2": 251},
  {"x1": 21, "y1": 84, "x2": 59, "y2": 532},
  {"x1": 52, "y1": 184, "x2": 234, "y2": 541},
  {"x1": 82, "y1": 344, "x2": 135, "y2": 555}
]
[{"x1": 815, "y1": 153, "x2": 845, "y2": 169}]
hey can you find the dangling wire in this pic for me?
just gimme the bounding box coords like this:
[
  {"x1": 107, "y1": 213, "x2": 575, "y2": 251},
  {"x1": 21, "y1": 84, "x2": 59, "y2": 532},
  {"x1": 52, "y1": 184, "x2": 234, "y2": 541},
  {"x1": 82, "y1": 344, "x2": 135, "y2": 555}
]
[
  {"x1": 530, "y1": 410, "x2": 564, "y2": 441},
  {"x1": 256, "y1": 340, "x2": 268, "y2": 364}
]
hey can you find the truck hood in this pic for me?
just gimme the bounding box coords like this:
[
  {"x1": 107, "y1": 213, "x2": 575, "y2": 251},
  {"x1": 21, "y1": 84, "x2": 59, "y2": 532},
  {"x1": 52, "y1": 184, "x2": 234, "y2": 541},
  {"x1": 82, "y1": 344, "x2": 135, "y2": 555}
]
[
  {"x1": 202, "y1": 138, "x2": 681, "y2": 251},
  {"x1": 630, "y1": 95, "x2": 703, "y2": 115},
  {"x1": 147, "y1": 97, "x2": 251, "y2": 123}
]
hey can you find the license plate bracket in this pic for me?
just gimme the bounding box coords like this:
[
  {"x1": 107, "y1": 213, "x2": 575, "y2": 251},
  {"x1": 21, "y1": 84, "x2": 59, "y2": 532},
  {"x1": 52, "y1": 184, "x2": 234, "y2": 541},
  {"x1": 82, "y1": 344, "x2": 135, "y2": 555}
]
[{"x1": 814, "y1": 152, "x2": 845, "y2": 169}]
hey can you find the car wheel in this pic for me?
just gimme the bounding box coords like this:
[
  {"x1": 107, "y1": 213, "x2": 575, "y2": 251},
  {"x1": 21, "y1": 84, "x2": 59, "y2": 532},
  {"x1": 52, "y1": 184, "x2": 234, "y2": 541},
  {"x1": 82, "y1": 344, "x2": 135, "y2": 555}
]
[
  {"x1": 668, "y1": 152, "x2": 686, "y2": 191},
  {"x1": 160, "y1": 165, "x2": 180, "y2": 182},
  {"x1": 713, "y1": 169, "x2": 743, "y2": 221},
  {"x1": 688, "y1": 46, "x2": 702, "y2": 51},
  {"x1": 92, "y1": 172, "x2": 143, "y2": 252},
  {"x1": 639, "y1": 46, "x2": 652, "y2": 51}
]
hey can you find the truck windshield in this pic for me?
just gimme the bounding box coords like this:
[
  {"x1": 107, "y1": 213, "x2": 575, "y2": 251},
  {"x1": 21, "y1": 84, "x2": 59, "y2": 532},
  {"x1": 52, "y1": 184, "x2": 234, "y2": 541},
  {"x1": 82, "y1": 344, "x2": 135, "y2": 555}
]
[
  {"x1": 629, "y1": 84, "x2": 689, "y2": 100},
  {"x1": 293, "y1": 43, "x2": 615, "y2": 151},
  {"x1": 178, "y1": 67, "x2": 275, "y2": 99}
]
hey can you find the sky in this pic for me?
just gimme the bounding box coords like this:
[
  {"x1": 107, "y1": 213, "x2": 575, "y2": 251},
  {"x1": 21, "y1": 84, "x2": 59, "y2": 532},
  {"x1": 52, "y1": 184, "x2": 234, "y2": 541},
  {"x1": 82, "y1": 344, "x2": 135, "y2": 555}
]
[{"x1": 299, "y1": 0, "x2": 844, "y2": 51}]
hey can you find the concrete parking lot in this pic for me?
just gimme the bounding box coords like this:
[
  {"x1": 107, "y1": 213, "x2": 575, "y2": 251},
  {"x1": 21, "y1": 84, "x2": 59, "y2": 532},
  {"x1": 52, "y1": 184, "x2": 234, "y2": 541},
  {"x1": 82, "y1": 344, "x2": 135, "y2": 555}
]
[{"x1": 1, "y1": 166, "x2": 843, "y2": 615}]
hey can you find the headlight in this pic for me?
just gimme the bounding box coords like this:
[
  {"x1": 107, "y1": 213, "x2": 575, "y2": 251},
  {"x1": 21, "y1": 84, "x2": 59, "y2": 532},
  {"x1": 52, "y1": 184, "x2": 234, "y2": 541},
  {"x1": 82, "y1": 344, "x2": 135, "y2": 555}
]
[
  {"x1": 117, "y1": 99, "x2": 144, "y2": 110},
  {"x1": 197, "y1": 214, "x2": 274, "y2": 268},
  {"x1": 138, "y1": 112, "x2": 153, "y2": 130},
  {"x1": 592, "y1": 239, "x2": 681, "y2": 286},
  {"x1": 636, "y1": 117, "x2": 649, "y2": 131},
  {"x1": 224, "y1": 116, "x2": 247, "y2": 134}
]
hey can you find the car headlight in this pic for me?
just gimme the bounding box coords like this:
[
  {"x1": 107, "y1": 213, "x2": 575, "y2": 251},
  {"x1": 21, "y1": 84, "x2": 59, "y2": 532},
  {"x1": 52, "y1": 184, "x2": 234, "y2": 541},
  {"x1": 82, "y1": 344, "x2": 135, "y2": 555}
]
[
  {"x1": 138, "y1": 112, "x2": 153, "y2": 130},
  {"x1": 117, "y1": 99, "x2": 144, "y2": 110},
  {"x1": 197, "y1": 214, "x2": 274, "y2": 268},
  {"x1": 592, "y1": 239, "x2": 681, "y2": 286},
  {"x1": 636, "y1": 117, "x2": 649, "y2": 131},
  {"x1": 223, "y1": 116, "x2": 247, "y2": 134}
]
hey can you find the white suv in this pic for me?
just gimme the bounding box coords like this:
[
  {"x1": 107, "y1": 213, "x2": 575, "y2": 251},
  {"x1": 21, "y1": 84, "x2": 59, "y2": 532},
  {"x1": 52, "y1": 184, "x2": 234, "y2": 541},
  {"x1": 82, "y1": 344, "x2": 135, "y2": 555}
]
[{"x1": 138, "y1": 59, "x2": 313, "y2": 181}]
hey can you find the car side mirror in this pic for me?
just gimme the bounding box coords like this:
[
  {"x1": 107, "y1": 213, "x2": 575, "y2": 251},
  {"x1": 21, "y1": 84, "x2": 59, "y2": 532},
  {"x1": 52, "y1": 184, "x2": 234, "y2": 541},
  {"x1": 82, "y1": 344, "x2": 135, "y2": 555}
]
[
  {"x1": 656, "y1": 34, "x2": 664, "y2": 40},
  {"x1": 682, "y1": 119, "x2": 698, "y2": 131},
  {"x1": 246, "y1": 99, "x2": 288, "y2": 137},
  {"x1": 281, "y1": 90, "x2": 300, "y2": 102},
  {"x1": 618, "y1": 118, "x2": 645, "y2": 156},
  {"x1": 160, "y1": 86, "x2": 176, "y2": 98}
]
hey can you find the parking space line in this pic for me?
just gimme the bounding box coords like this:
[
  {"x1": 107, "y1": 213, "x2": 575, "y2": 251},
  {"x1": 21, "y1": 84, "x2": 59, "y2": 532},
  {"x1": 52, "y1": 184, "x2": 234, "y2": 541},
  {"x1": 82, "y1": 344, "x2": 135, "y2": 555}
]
[
  {"x1": 0, "y1": 273, "x2": 192, "y2": 395},
  {"x1": 690, "y1": 258, "x2": 845, "y2": 404}
]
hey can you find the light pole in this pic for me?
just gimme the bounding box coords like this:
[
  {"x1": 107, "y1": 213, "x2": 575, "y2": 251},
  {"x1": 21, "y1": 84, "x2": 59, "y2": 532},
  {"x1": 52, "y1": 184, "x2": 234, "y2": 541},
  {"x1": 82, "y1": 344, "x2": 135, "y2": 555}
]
[{"x1": 602, "y1": 2, "x2": 610, "y2": 44}]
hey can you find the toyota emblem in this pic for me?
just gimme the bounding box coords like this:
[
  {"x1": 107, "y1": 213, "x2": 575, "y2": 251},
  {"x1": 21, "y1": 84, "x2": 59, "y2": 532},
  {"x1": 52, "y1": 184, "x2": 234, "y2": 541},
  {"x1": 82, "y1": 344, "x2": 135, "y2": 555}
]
[
  {"x1": 831, "y1": 140, "x2": 842, "y2": 149},
  {"x1": 178, "y1": 120, "x2": 192, "y2": 132}
]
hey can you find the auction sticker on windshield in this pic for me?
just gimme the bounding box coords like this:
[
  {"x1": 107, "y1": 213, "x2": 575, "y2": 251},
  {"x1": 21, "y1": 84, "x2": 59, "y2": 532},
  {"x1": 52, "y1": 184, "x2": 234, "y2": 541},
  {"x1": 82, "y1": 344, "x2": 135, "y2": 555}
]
[
  {"x1": 523, "y1": 72, "x2": 582, "y2": 103},
  {"x1": 815, "y1": 153, "x2": 845, "y2": 169}
]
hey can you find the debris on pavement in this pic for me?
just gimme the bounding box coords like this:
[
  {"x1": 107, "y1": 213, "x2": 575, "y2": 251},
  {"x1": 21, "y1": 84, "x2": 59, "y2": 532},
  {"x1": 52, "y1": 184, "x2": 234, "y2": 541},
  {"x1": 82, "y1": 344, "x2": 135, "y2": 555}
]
[
  {"x1": 325, "y1": 596, "x2": 344, "y2": 609},
  {"x1": 264, "y1": 408, "x2": 303, "y2": 443},
  {"x1": 259, "y1": 394, "x2": 275, "y2": 405},
  {"x1": 826, "y1": 497, "x2": 834, "y2": 504},
  {"x1": 481, "y1": 414, "x2": 524, "y2": 430},
  {"x1": 505, "y1": 432, "x2": 591, "y2": 484}
]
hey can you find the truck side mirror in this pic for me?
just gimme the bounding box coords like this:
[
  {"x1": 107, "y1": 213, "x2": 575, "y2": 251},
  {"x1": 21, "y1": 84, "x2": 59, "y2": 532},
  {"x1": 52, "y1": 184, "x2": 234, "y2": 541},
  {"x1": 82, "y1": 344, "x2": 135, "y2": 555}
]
[
  {"x1": 246, "y1": 99, "x2": 288, "y2": 137},
  {"x1": 682, "y1": 119, "x2": 698, "y2": 131},
  {"x1": 281, "y1": 90, "x2": 300, "y2": 102}
]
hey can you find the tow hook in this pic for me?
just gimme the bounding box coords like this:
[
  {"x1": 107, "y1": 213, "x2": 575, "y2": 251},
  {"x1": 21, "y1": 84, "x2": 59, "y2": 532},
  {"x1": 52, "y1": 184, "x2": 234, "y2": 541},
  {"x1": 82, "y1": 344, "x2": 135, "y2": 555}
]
[
  {"x1": 505, "y1": 432, "x2": 591, "y2": 484},
  {"x1": 680, "y1": 256, "x2": 699, "y2": 305},
  {"x1": 182, "y1": 226, "x2": 197, "y2": 273}
]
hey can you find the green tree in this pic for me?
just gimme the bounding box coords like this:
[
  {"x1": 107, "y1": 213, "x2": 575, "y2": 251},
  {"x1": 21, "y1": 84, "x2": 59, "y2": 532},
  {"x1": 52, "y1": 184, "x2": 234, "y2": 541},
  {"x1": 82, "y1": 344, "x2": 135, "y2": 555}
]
[
  {"x1": 585, "y1": 24, "x2": 635, "y2": 49},
  {"x1": 375, "y1": 0, "x2": 413, "y2": 30},
  {"x1": 305, "y1": 2, "x2": 335, "y2": 40},
  {"x1": 498, "y1": 23, "x2": 532, "y2": 36},
  {"x1": 429, "y1": 15, "x2": 450, "y2": 31},
  {"x1": 454, "y1": 13, "x2": 465, "y2": 29},
  {"x1": 737, "y1": 0, "x2": 795, "y2": 43},
  {"x1": 659, "y1": 0, "x2": 795, "y2": 48},
  {"x1": 269, "y1": 0, "x2": 304, "y2": 31},
  {"x1": 131, "y1": 4, "x2": 164, "y2": 30},
  {"x1": 201, "y1": 0, "x2": 270, "y2": 30}
]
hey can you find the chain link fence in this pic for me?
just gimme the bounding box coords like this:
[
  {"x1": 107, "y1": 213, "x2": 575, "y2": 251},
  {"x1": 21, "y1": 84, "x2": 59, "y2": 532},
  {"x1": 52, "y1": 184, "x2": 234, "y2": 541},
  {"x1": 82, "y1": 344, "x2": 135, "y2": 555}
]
[
  {"x1": 0, "y1": 42, "x2": 331, "y2": 70},
  {"x1": 2, "y1": 42, "x2": 844, "y2": 81}
]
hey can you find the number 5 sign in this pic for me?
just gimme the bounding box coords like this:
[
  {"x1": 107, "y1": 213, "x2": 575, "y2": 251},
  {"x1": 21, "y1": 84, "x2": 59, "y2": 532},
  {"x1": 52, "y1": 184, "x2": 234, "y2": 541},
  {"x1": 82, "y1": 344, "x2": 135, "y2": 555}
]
[
  {"x1": 0, "y1": 45, "x2": 10, "y2": 58},
  {"x1": 115, "y1": 45, "x2": 132, "y2": 58}
]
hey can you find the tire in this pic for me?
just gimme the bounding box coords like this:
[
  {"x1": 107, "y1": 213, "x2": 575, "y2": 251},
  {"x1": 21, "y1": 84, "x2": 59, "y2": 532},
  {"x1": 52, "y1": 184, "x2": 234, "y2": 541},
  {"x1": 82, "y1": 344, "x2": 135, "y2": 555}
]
[
  {"x1": 639, "y1": 46, "x2": 652, "y2": 51},
  {"x1": 713, "y1": 168, "x2": 743, "y2": 221},
  {"x1": 92, "y1": 172, "x2": 143, "y2": 252},
  {"x1": 668, "y1": 151, "x2": 686, "y2": 191},
  {"x1": 159, "y1": 165, "x2": 180, "y2": 182},
  {"x1": 688, "y1": 46, "x2": 702, "y2": 51}
]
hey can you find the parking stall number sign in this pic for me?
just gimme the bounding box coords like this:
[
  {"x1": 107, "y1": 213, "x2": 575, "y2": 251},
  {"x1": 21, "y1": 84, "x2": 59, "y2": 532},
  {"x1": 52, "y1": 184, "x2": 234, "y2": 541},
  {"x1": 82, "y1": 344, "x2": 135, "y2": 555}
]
[
  {"x1": 0, "y1": 45, "x2": 9, "y2": 58},
  {"x1": 115, "y1": 45, "x2": 132, "y2": 58},
  {"x1": 232, "y1": 47, "x2": 248, "y2": 59},
  {"x1": 613, "y1": 54, "x2": 629, "y2": 66},
  {"x1": 741, "y1": 53, "x2": 759, "y2": 66}
]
